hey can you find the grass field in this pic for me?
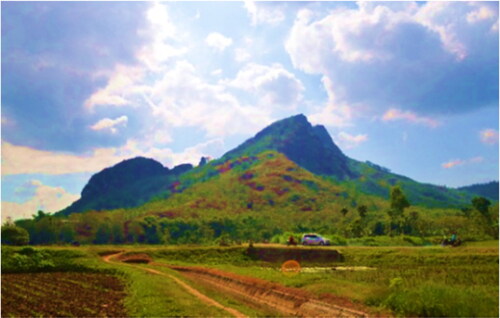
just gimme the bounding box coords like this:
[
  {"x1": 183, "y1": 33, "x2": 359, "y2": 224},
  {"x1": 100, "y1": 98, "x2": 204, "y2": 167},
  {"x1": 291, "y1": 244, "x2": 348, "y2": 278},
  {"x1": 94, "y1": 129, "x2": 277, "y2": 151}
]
[{"x1": 2, "y1": 242, "x2": 498, "y2": 317}]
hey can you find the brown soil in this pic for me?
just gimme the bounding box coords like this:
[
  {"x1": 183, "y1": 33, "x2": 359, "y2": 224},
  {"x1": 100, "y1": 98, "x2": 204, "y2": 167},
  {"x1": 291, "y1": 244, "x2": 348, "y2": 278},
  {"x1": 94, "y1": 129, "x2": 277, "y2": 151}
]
[
  {"x1": 1, "y1": 272, "x2": 127, "y2": 317},
  {"x1": 161, "y1": 263, "x2": 371, "y2": 317}
]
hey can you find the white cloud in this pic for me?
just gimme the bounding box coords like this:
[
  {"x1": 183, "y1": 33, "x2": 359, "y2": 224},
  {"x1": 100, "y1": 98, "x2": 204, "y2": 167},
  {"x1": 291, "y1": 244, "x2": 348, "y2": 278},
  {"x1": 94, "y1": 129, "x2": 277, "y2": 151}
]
[
  {"x1": 85, "y1": 65, "x2": 147, "y2": 110},
  {"x1": 1, "y1": 141, "x2": 132, "y2": 175},
  {"x1": 205, "y1": 32, "x2": 233, "y2": 51},
  {"x1": 234, "y1": 48, "x2": 251, "y2": 63},
  {"x1": 147, "y1": 60, "x2": 272, "y2": 137},
  {"x1": 229, "y1": 63, "x2": 304, "y2": 109},
  {"x1": 142, "y1": 138, "x2": 225, "y2": 167},
  {"x1": 335, "y1": 132, "x2": 368, "y2": 149},
  {"x1": 90, "y1": 115, "x2": 128, "y2": 133},
  {"x1": 382, "y1": 108, "x2": 440, "y2": 128},
  {"x1": 308, "y1": 76, "x2": 354, "y2": 127},
  {"x1": 84, "y1": 3, "x2": 271, "y2": 143},
  {"x1": 244, "y1": 1, "x2": 285, "y2": 26},
  {"x1": 137, "y1": 2, "x2": 188, "y2": 71},
  {"x1": 285, "y1": 2, "x2": 498, "y2": 117},
  {"x1": 211, "y1": 69, "x2": 223, "y2": 76},
  {"x1": 2, "y1": 180, "x2": 80, "y2": 222},
  {"x1": 442, "y1": 156, "x2": 484, "y2": 169},
  {"x1": 1, "y1": 136, "x2": 227, "y2": 176},
  {"x1": 480, "y1": 129, "x2": 499, "y2": 145}
]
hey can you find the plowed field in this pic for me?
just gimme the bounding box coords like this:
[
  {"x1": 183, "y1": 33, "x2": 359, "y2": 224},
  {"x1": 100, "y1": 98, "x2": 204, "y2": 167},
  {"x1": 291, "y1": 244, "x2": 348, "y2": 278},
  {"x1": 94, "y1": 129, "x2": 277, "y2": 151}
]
[{"x1": 1, "y1": 272, "x2": 127, "y2": 317}]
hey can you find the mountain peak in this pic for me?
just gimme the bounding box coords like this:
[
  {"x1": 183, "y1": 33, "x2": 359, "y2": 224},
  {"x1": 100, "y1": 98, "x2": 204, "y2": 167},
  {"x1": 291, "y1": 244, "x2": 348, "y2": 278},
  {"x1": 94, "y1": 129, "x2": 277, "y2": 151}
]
[{"x1": 224, "y1": 114, "x2": 354, "y2": 179}]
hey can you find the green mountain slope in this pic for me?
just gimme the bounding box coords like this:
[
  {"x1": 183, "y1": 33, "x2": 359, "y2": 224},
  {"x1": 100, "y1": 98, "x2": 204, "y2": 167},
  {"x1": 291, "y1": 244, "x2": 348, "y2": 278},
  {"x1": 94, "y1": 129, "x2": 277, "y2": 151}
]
[
  {"x1": 58, "y1": 157, "x2": 193, "y2": 215},
  {"x1": 346, "y1": 160, "x2": 476, "y2": 208},
  {"x1": 133, "y1": 150, "x2": 387, "y2": 219},
  {"x1": 457, "y1": 181, "x2": 499, "y2": 201}
]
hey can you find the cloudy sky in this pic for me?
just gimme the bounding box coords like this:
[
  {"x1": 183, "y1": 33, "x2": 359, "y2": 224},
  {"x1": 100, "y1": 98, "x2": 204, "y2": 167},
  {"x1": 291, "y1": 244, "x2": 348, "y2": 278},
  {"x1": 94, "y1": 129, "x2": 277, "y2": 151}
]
[{"x1": 2, "y1": 1, "x2": 498, "y2": 221}]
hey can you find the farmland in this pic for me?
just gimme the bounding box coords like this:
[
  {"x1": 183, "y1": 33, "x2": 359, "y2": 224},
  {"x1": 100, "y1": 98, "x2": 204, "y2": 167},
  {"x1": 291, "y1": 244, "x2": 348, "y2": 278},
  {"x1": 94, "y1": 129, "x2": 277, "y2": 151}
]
[
  {"x1": 1, "y1": 272, "x2": 126, "y2": 317},
  {"x1": 1, "y1": 243, "x2": 498, "y2": 317}
]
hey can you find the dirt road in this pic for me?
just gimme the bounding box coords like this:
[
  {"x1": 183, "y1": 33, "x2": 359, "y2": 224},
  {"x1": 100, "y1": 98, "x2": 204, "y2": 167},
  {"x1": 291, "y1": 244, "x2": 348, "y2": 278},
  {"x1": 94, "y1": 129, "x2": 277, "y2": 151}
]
[{"x1": 102, "y1": 252, "x2": 247, "y2": 318}]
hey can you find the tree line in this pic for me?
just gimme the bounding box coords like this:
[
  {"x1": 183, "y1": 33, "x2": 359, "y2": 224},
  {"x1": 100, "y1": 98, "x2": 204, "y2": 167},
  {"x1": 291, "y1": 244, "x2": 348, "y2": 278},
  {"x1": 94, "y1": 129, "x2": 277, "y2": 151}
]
[{"x1": 2, "y1": 187, "x2": 498, "y2": 246}]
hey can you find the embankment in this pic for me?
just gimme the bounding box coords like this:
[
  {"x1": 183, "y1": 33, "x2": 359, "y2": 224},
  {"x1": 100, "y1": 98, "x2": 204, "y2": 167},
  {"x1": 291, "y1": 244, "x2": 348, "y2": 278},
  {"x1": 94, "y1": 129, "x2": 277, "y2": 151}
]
[{"x1": 165, "y1": 264, "x2": 368, "y2": 317}]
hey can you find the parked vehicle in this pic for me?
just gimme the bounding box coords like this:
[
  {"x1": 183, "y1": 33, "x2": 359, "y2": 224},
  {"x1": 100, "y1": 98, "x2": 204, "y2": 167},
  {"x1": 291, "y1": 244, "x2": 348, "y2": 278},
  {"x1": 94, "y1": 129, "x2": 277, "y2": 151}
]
[{"x1": 301, "y1": 233, "x2": 330, "y2": 246}]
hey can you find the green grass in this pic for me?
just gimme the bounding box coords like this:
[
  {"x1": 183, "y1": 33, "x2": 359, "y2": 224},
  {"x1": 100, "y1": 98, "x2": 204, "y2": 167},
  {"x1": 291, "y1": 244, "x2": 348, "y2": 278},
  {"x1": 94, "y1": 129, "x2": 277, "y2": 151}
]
[{"x1": 171, "y1": 245, "x2": 499, "y2": 317}]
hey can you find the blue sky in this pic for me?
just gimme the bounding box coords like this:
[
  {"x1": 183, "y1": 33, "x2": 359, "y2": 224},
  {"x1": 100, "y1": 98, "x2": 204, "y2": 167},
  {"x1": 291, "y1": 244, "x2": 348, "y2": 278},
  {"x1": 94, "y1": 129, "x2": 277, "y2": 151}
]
[{"x1": 2, "y1": 1, "x2": 498, "y2": 221}]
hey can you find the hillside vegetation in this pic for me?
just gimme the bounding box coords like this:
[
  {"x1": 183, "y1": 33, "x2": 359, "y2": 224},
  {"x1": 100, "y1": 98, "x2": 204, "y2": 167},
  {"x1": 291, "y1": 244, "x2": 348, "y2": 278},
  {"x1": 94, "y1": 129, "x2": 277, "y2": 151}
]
[{"x1": 10, "y1": 151, "x2": 498, "y2": 246}]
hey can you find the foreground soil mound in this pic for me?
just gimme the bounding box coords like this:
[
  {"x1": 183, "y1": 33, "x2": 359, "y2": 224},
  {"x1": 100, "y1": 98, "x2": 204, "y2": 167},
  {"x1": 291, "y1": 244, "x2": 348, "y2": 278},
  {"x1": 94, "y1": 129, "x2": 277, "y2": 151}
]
[
  {"x1": 167, "y1": 264, "x2": 368, "y2": 317},
  {"x1": 117, "y1": 253, "x2": 153, "y2": 264},
  {"x1": 246, "y1": 246, "x2": 344, "y2": 263}
]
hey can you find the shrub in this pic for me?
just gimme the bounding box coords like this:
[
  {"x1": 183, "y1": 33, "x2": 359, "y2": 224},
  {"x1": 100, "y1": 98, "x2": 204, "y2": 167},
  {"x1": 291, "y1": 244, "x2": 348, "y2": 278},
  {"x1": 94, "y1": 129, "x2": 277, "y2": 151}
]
[
  {"x1": 1, "y1": 224, "x2": 29, "y2": 245},
  {"x1": 328, "y1": 234, "x2": 347, "y2": 246}
]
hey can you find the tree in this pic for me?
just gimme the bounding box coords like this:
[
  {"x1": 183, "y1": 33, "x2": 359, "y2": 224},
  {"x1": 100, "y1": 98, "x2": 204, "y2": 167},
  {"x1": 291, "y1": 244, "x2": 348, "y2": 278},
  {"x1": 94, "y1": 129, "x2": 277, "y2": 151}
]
[
  {"x1": 472, "y1": 197, "x2": 491, "y2": 218},
  {"x1": 94, "y1": 223, "x2": 111, "y2": 244},
  {"x1": 340, "y1": 208, "x2": 349, "y2": 217},
  {"x1": 390, "y1": 186, "x2": 410, "y2": 212},
  {"x1": 112, "y1": 223, "x2": 125, "y2": 244},
  {"x1": 357, "y1": 205, "x2": 368, "y2": 218},
  {"x1": 388, "y1": 186, "x2": 410, "y2": 235},
  {"x1": 347, "y1": 218, "x2": 364, "y2": 238},
  {"x1": 2, "y1": 224, "x2": 30, "y2": 245}
]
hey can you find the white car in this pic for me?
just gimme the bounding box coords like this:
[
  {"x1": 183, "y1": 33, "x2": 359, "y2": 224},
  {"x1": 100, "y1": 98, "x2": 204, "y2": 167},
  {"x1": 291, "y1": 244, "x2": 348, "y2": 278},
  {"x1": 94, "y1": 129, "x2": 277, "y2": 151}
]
[{"x1": 301, "y1": 233, "x2": 330, "y2": 246}]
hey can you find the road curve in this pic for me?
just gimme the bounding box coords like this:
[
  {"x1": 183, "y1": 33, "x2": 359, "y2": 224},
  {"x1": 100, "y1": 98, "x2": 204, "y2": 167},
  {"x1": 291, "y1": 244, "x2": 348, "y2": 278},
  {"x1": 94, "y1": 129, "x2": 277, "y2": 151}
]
[{"x1": 102, "y1": 252, "x2": 247, "y2": 318}]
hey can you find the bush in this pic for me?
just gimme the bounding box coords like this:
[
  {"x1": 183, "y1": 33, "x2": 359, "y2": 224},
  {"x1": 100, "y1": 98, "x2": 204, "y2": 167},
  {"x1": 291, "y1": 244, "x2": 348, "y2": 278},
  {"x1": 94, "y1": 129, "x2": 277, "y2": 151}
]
[
  {"x1": 1, "y1": 247, "x2": 87, "y2": 273},
  {"x1": 1, "y1": 224, "x2": 29, "y2": 245},
  {"x1": 328, "y1": 234, "x2": 347, "y2": 246}
]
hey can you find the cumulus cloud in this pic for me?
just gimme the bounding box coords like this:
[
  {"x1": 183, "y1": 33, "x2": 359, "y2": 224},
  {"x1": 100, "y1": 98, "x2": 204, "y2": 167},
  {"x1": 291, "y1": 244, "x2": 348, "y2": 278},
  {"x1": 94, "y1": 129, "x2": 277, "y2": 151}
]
[
  {"x1": 1, "y1": 141, "x2": 133, "y2": 175},
  {"x1": 2, "y1": 2, "x2": 151, "y2": 152},
  {"x1": 84, "y1": 65, "x2": 147, "y2": 109},
  {"x1": 229, "y1": 63, "x2": 304, "y2": 109},
  {"x1": 83, "y1": 4, "x2": 272, "y2": 144},
  {"x1": 442, "y1": 156, "x2": 484, "y2": 169},
  {"x1": 335, "y1": 132, "x2": 368, "y2": 149},
  {"x1": 205, "y1": 32, "x2": 233, "y2": 51},
  {"x1": 137, "y1": 2, "x2": 188, "y2": 70},
  {"x1": 2, "y1": 180, "x2": 80, "y2": 222},
  {"x1": 1, "y1": 137, "x2": 227, "y2": 176},
  {"x1": 90, "y1": 115, "x2": 128, "y2": 133},
  {"x1": 234, "y1": 48, "x2": 252, "y2": 63},
  {"x1": 145, "y1": 60, "x2": 272, "y2": 137},
  {"x1": 141, "y1": 138, "x2": 225, "y2": 167},
  {"x1": 285, "y1": 2, "x2": 498, "y2": 117},
  {"x1": 309, "y1": 76, "x2": 354, "y2": 127},
  {"x1": 382, "y1": 108, "x2": 440, "y2": 128},
  {"x1": 480, "y1": 129, "x2": 499, "y2": 144},
  {"x1": 244, "y1": 1, "x2": 285, "y2": 26}
]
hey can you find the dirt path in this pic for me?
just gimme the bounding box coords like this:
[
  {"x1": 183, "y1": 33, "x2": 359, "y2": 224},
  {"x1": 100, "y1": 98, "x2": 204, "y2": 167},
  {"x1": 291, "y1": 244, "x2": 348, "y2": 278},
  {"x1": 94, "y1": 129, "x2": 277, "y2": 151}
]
[
  {"x1": 164, "y1": 264, "x2": 370, "y2": 318},
  {"x1": 102, "y1": 253, "x2": 247, "y2": 318}
]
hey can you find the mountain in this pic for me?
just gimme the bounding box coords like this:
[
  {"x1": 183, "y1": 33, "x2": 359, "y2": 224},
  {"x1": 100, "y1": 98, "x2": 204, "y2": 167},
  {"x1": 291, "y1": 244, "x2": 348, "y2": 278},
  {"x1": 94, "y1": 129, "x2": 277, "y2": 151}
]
[
  {"x1": 223, "y1": 114, "x2": 355, "y2": 179},
  {"x1": 127, "y1": 150, "x2": 387, "y2": 221},
  {"x1": 59, "y1": 114, "x2": 481, "y2": 216},
  {"x1": 457, "y1": 181, "x2": 499, "y2": 201},
  {"x1": 224, "y1": 114, "x2": 475, "y2": 208},
  {"x1": 346, "y1": 159, "x2": 475, "y2": 208},
  {"x1": 58, "y1": 157, "x2": 193, "y2": 215}
]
